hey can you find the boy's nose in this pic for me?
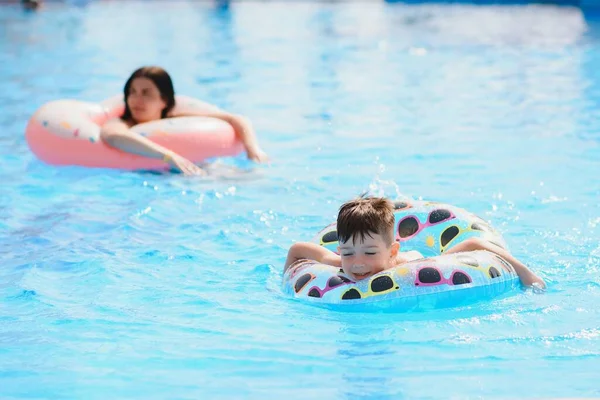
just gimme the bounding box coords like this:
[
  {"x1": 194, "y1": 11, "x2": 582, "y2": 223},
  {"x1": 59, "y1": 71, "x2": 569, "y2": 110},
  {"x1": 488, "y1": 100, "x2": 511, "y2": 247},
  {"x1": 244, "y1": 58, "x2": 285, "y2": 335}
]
[{"x1": 351, "y1": 264, "x2": 367, "y2": 272}]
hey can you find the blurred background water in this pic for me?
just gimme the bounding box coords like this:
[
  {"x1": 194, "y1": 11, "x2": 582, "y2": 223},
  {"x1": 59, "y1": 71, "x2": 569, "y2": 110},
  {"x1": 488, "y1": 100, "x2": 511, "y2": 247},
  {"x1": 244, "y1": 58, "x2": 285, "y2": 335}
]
[{"x1": 0, "y1": 1, "x2": 599, "y2": 398}]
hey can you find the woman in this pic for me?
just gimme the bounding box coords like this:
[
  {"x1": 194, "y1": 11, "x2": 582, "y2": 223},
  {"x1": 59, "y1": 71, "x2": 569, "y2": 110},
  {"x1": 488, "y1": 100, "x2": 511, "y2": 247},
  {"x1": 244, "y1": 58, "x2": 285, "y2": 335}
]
[
  {"x1": 100, "y1": 66, "x2": 268, "y2": 176},
  {"x1": 22, "y1": 0, "x2": 42, "y2": 10}
]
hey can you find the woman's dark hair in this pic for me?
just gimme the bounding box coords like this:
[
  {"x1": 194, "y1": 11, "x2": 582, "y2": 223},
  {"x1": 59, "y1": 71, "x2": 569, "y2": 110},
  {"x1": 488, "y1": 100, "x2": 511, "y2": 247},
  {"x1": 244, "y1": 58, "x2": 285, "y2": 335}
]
[
  {"x1": 121, "y1": 66, "x2": 176, "y2": 122},
  {"x1": 22, "y1": 0, "x2": 41, "y2": 10}
]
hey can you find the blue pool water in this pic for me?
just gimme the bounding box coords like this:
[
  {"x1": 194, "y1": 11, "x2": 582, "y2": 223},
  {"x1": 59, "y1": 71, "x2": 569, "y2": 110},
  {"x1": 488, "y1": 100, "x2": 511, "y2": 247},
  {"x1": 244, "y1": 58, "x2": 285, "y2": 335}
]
[{"x1": 1, "y1": 1, "x2": 599, "y2": 398}]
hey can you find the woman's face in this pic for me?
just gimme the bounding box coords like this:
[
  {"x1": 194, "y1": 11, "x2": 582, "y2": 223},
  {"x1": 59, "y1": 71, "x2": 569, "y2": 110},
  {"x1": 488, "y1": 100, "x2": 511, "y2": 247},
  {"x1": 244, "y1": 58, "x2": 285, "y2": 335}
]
[{"x1": 126, "y1": 77, "x2": 167, "y2": 124}]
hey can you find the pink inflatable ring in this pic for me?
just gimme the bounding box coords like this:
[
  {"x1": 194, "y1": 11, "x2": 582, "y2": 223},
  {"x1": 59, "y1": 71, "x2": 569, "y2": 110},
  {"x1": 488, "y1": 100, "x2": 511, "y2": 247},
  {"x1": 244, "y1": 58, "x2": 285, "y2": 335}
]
[{"x1": 25, "y1": 95, "x2": 243, "y2": 170}]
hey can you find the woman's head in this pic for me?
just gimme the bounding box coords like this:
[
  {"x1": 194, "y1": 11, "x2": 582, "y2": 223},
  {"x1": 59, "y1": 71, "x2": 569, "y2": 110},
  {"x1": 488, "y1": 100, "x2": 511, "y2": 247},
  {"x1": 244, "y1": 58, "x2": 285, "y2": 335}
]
[
  {"x1": 22, "y1": 0, "x2": 41, "y2": 10},
  {"x1": 122, "y1": 66, "x2": 175, "y2": 124}
]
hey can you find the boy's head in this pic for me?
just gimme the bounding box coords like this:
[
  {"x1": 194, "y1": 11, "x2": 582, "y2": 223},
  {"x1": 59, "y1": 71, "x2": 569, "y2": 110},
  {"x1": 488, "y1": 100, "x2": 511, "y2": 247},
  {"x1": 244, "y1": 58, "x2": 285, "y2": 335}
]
[{"x1": 336, "y1": 196, "x2": 399, "y2": 281}]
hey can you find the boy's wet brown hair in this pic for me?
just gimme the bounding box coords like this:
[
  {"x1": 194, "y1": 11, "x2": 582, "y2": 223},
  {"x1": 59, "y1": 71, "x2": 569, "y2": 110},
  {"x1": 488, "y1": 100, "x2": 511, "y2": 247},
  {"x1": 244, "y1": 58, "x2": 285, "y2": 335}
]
[{"x1": 337, "y1": 196, "x2": 395, "y2": 246}]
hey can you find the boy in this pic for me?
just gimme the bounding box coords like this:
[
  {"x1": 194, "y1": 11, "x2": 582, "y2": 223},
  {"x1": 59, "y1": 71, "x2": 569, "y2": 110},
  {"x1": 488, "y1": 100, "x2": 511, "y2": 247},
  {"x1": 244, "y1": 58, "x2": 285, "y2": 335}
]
[{"x1": 284, "y1": 196, "x2": 545, "y2": 288}]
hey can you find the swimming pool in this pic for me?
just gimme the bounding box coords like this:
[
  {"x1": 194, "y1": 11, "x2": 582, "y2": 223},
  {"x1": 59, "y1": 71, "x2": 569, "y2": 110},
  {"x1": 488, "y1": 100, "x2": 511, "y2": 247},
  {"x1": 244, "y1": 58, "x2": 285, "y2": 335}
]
[{"x1": 1, "y1": 1, "x2": 599, "y2": 398}]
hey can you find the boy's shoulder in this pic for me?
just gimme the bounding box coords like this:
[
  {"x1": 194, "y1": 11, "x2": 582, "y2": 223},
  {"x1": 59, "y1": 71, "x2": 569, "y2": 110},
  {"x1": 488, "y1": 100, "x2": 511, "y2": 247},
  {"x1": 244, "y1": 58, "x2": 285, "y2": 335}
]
[{"x1": 397, "y1": 250, "x2": 424, "y2": 264}]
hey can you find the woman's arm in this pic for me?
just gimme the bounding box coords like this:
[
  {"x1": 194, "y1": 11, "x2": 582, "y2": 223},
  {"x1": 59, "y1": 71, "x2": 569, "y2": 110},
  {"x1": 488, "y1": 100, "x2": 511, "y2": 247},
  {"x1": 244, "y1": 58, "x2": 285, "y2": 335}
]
[
  {"x1": 169, "y1": 108, "x2": 268, "y2": 163},
  {"x1": 100, "y1": 119, "x2": 205, "y2": 176},
  {"x1": 284, "y1": 242, "x2": 341, "y2": 272}
]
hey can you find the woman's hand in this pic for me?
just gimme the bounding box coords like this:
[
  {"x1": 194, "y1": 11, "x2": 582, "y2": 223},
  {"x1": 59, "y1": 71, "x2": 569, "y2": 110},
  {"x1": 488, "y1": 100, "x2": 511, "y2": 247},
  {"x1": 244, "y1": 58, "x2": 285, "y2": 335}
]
[
  {"x1": 165, "y1": 153, "x2": 206, "y2": 176},
  {"x1": 246, "y1": 146, "x2": 269, "y2": 163}
]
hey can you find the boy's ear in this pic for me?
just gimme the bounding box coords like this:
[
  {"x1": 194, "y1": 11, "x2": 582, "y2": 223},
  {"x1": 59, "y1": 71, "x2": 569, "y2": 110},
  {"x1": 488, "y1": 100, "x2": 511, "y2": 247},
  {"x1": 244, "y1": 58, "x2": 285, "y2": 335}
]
[{"x1": 390, "y1": 241, "x2": 400, "y2": 258}]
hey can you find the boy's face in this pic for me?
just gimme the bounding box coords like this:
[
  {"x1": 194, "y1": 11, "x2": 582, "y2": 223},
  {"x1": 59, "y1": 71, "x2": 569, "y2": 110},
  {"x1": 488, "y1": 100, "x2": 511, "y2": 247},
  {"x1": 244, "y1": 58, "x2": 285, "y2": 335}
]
[{"x1": 337, "y1": 232, "x2": 399, "y2": 281}]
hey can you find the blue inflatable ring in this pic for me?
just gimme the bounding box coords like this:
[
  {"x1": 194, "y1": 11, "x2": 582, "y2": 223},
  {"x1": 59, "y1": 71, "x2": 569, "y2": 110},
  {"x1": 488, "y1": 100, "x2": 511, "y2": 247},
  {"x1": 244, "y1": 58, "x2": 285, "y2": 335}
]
[{"x1": 282, "y1": 200, "x2": 520, "y2": 310}]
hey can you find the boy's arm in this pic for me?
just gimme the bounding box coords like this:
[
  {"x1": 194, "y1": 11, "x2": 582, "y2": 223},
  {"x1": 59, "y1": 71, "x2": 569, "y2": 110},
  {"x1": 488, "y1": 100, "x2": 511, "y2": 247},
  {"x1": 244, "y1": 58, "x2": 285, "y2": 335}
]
[
  {"x1": 284, "y1": 242, "x2": 341, "y2": 272},
  {"x1": 445, "y1": 238, "x2": 546, "y2": 289}
]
